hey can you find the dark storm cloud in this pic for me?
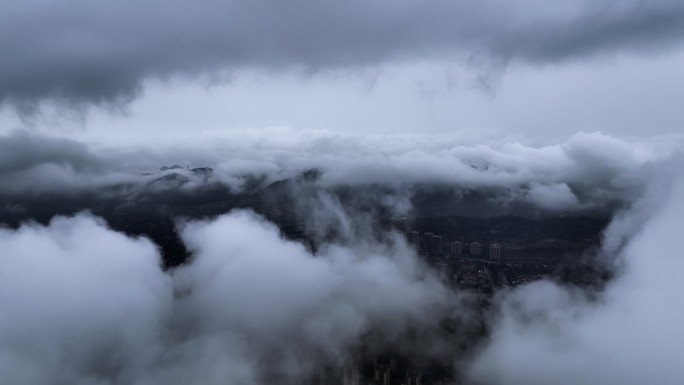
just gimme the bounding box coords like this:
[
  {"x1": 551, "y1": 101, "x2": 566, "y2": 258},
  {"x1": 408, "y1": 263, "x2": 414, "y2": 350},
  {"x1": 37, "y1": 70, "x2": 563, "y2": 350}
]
[
  {"x1": 493, "y1": 0, "x2": 684, "y2": 61},
  {"x1": 0, "y1": 131, "x2": 144, "y2": 194},
  {"x1": 0, "y1": 130, "x2": 101, "y2": 174},
  {"x1": 2, "y1": 0, "x2": 684, "y2": 108}
]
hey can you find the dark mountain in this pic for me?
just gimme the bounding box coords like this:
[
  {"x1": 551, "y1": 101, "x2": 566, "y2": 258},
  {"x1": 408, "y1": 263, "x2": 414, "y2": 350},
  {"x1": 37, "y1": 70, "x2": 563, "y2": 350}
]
[{"x1": 0, "y1": 169, "x2": 613, "y2": 269}]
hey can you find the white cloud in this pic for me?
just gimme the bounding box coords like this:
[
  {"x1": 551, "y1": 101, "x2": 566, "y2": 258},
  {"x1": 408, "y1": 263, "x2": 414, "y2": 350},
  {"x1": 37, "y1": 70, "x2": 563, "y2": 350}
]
[
  {"x1": 0, "y1": 214, "x2": 172, "y2": 384},
  {"x1": 467, "y1": 163, "x2": 684, "y2": 385},
  {"x1": 0, "y1": 210, "x2": 463, "y2": 384},
  {"x1": 2, "y1": 129, "x2": 679, "y2": 211}
]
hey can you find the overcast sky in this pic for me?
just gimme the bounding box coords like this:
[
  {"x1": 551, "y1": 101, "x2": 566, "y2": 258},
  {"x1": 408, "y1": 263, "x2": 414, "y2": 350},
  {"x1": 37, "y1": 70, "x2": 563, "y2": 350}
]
[
  {"x1": 1, "y1": 0, "x2": 683, "y2": 141},
  {"x1": 2, "y1": 3, "x2": 684, "y2": 384},
  {"x1": 0, "y1": 0, "x2": 682, "y2": 214}
]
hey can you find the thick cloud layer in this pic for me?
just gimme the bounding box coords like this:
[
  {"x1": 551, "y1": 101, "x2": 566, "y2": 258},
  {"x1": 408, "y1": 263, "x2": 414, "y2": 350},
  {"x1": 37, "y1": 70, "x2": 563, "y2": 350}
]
[
  {"x1": 0, "y1": 211, "x2": 462, "y2": 384},
  {"x1": 1, "y1": 129, "x2": 680, "y2": 211},
  {"x1": 466, "y1": 163, "x2": 684, "y2": 384},
  {"x1": 2, "y1": 1, "x2": 682, "y2": 382},
  {"x1": 0, "y1": 215, "x2": 172, "y2": 384},
  {"x1": 1, "y1": 155, "x2": 682, "y2": 384},
  {"x1": 2, "y1": 0, "x2": 684, "y2": 108}
]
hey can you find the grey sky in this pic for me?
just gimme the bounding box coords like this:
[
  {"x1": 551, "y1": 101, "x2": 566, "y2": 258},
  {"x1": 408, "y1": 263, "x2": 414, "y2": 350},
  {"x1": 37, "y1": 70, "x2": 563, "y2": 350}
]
[
  {"x1": 2, "y1": 0, "x2": 684, "y2": 115},
  {"x1": 3, "y1": 52, "x2": 684, "y2": 140},
  {"x1": 1, "y1": 2, "x2": 684, "y2": 384}
]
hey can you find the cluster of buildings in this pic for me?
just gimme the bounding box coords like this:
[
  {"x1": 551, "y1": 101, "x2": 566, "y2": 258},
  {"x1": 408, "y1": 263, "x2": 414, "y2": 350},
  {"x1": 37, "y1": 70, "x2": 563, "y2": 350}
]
[
  {"x1": 370, "y1": 362, "x2": 423, "y2": 385},
  {"x1": 312, "y1": 358, "x2": 430, "y2": 385},
  {"x1": 406, "y1": 230, "x2": 501, "y2": 262},
  {"x1": 403, "y1": 230, "x2": 510, "y2": 297},
  {"x1": 306, "y1": 229, "x2": 599, "y2": 385}
]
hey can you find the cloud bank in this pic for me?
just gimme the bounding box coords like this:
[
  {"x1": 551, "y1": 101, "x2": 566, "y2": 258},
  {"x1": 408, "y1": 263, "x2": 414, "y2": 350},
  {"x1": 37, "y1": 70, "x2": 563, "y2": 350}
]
[
  {"x1": 0, "y1": 211, "x2": 463, "y2": 384},
  {"x1": 1, "y1": 129, "x2": 680, "y2": 212},
  {"x1": 467, "y1": 161, "x2": 684, "y2": 385},
  {"x1": 1, "y1": 151, "x2": 682, "y2": 384},
  {"x1": 2, "y1": 0, "x2": 684, "y2": 109},
  {"x1": 2, "y1": 1, "x2": 682, "y2": 383},
  {"x1": 0, "y1": 215, "x2": 172, "y2": 384}
]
